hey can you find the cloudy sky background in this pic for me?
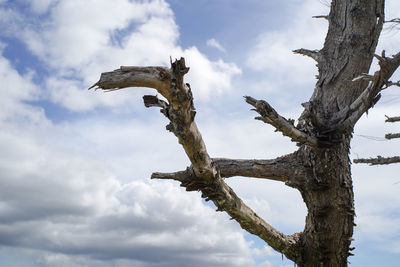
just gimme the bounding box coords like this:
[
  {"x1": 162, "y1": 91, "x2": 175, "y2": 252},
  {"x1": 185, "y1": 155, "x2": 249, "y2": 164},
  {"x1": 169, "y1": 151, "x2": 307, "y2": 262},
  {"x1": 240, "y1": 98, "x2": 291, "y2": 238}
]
[{"x1": 0, "y1": 0, "x2": 399, "y2": 266}]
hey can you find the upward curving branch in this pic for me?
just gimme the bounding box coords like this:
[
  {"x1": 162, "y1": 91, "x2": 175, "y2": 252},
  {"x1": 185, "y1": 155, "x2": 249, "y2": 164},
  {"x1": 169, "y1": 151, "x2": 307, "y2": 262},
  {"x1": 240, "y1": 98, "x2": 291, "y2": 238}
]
[
  {"x1": 91, "y1": 58, "x2": 303, "y2": 262},
  {"x1": 330, "y1": 51, "x2": 400, "y2": 131},
  {"x1": 245, "y1": 96, "x2": 319, "y2": 147}
]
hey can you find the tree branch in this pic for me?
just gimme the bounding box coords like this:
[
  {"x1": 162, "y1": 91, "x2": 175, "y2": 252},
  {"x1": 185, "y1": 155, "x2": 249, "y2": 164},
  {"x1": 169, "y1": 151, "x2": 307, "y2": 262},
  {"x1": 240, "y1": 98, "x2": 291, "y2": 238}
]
[
  {"x1": 385, "y1": 133, "x2": 400, "y2": 140},
  {"x1": 92, "y1": 58, "x2": 303, "y2": 261},
  {"x1": 332, "y1": 51, "x2": 400, "y2": 130},
  {"x1": 353, "y1": 156, "x2": 400, "y2": 165},
  {"x1": 293, "y1": 48, "x2": 321, "y2": 63},
  {"x1": 213, "y1": 153, "x2": 307, "y2": 186},
  {"x1": 385, "y1": 115, "x2": 400, "y2": 123},
  {"x1": 385, "y1": 18, "x2": 400, "y2": 24},
  {"x1": 312, "y1": 15, "x2": 329, "y2": 20},
  {"x1": 383, "y1": 80, "x2": 400, "y2": 89},
  {"x1": 91, "y1": 58, "x2": 214, "y2": 179},
  {"x1": 89, "y1": 66, "x2": 172, "y2": 99},
  {"x1": 153, "y1": 153, "x2": 307, "y2": 187},
  {"x1": 245, "y1": 96, "x2": 318, "y2": 147}
]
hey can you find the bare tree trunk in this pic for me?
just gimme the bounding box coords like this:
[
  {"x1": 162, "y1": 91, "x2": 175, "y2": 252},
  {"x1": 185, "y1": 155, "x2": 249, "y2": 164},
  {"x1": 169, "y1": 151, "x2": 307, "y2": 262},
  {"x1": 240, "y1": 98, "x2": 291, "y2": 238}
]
[{"x1": 89, "y1": 0, "x2": 400, "y2": 266}]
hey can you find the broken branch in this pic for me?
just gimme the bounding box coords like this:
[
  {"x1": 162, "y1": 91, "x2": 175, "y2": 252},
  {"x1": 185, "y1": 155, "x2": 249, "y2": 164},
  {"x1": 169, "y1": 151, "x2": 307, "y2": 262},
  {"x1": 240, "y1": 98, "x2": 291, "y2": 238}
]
[
  {"x1": 312, "y1": 15, "x2": 329, "y2": 20},
  {"x1": 89, "y1": 66, "x2": 172, "y2": 99},
  {"x1": 385, "y1": 115, "x2": 400, "y2": 123},
  {"x1": 353, "y1": 156, "x2": 400, "y2": 165},
  {"x1": 245, "y1": 96, "x2": 318, "y2": 147},
  {"x1": 385, "y1": 133, "x2": 400, "y2": 140},
  {"x1": 91, "y1": 58, "x2": 303, "y2": 261},
  {"x1": 293, "y1": 48, "x2": 321, "y2": 62},
  {"x1": 153, "y1": 153, "x2": 307, "y2": 186},
  {"x1": 334, "y1": 51, "x2": 400, "y2": 130}
]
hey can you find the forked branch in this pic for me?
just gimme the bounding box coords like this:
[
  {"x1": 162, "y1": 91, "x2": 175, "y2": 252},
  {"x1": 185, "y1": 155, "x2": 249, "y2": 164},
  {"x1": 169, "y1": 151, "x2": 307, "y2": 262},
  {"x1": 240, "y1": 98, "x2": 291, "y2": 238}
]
[{"x1": 91, "y1": 57, "x2": 303, "y2": 262}]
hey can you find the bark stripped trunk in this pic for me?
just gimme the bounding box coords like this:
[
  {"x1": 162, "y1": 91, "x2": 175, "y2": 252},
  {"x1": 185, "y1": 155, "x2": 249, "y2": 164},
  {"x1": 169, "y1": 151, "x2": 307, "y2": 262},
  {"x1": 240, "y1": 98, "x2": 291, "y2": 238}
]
[{"x1": 89, "y1": 0, "x2": 400, "y2": 266}]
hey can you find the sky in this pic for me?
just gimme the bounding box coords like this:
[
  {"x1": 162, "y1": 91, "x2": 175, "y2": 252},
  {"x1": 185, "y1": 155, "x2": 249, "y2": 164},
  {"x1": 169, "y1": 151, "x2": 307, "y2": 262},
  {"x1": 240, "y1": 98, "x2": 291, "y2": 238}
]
[{"x1": 0, "y1": 0, "x2": 399, "y2": 266}]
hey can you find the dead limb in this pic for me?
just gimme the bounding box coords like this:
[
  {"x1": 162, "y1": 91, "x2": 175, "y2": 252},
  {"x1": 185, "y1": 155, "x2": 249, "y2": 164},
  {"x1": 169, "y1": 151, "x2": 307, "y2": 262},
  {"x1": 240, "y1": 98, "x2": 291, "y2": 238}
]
[
  {"x1": 245, "y1": 96, "x2": 318, "y2": 147},
  {"x1": 353, "y1": 156, "x2": 400, "y2": 165},
  {"x1": 91, "y1": 58, "x2": 303, "y2": 262}
]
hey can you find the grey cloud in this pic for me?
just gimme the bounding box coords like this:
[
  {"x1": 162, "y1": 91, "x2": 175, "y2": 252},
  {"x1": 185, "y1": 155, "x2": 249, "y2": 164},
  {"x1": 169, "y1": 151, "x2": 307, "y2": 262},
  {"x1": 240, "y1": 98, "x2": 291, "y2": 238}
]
[{"x1": 0, "y1": 118, "x2": 253, "y2": 266}]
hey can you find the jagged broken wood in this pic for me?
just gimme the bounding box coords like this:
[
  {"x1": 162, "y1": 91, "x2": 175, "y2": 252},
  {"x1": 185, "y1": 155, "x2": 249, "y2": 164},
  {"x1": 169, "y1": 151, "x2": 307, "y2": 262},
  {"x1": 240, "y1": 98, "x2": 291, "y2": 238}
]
[
  {"x1": 245, "y1": 96, "x2": 319, "y2": 147},
  {"x1": 293, "y1": 48, "x2": 321, "y2": 63}
]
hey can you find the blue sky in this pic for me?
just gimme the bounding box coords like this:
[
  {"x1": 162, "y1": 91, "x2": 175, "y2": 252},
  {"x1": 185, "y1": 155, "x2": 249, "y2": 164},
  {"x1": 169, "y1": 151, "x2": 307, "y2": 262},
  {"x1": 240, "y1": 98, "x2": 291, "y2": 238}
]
[{"x1": 0, "y1": 0, "x2": 400, "y2": 266}]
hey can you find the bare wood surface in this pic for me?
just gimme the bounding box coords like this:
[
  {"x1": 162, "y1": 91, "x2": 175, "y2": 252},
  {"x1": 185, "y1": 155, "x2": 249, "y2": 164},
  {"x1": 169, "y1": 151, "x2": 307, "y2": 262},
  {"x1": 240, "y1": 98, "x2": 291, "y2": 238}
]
[
  {"x1": 245, "y1": 96, "x2": 318, "y2": 147},
  {"x1": 89, "y1": 66, "x2": 172, "y2": 98}
]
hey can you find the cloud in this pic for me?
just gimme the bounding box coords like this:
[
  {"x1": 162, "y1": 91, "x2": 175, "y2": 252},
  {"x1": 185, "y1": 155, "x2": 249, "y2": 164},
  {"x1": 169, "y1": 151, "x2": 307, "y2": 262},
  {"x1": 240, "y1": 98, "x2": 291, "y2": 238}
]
[
  {"x1": 0, "y1": 0, "x2": 241, "y2": 110},
  {"x1": 0, "y1": 43, "x2": 44, "y2": 123},
  {"x1": 0, "y1": 43, "x2": 253, "y2": 266},
  {"x1": 181, "y1": 47, "x2": 241, "y2": 100},
  {"x1": 246, "y1": 0, "x2": 329, "y2": 88},
  {"x1": 1, "y1": 0, "x2": 400, "y2": 265},
  {"x1": 28, "y1": 0, "x2": 54, "y2": 14},
  {"x1": 0, "y1": 103, "x2": 255, "y2": 267},
  {"x1": 206, "y1": 38, "x2": 226, "y2": 52}
]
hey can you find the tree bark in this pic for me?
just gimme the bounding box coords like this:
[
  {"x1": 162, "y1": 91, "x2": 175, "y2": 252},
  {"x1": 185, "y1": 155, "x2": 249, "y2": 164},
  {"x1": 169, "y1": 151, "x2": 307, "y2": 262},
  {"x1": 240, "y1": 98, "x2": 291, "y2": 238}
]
[{"x1": 90, "y1": 0, "x2": 400, "y2": 266}]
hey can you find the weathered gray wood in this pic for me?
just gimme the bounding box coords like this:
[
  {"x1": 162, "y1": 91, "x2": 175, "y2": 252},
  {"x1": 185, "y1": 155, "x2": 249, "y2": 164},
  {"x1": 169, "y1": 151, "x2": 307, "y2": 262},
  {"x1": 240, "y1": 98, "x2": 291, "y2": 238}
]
[
  {"x1": 92, "y1": 58, "x2": 303, "y2": 261},
  {"x1": 90, "y1": 0, "x2": 400, "y2": 266},
  {"x1": 245, "y1": 96, "x2": 319, "y2": 147}
]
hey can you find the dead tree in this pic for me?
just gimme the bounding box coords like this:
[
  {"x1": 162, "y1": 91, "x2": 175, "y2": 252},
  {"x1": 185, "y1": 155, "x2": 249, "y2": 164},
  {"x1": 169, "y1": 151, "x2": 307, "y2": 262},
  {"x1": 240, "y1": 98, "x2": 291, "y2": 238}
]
[
  {"x1": 90, "y1": 1, "x2": 400, "y2": 266},
  {"x1": 354, "y1": 115, "x2": 400, "y2": 165}
]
